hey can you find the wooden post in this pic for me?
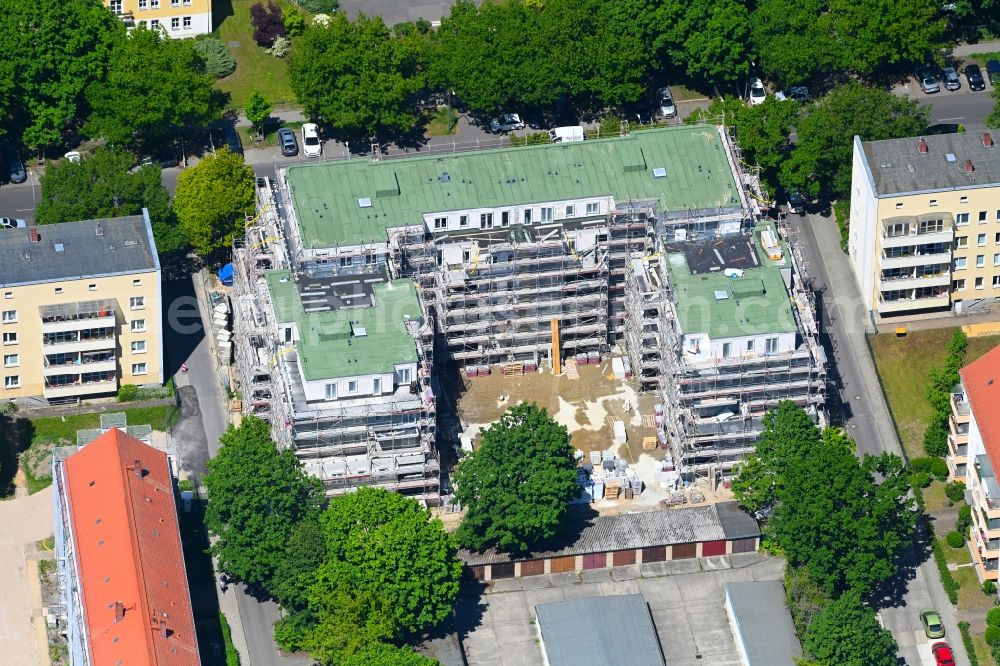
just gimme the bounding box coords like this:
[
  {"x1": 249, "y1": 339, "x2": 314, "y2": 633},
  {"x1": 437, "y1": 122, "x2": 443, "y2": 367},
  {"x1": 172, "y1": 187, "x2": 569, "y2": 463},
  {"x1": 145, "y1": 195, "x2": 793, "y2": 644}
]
[{"x1": 550, "y1": 318, "x2": 561, "y2": 375}]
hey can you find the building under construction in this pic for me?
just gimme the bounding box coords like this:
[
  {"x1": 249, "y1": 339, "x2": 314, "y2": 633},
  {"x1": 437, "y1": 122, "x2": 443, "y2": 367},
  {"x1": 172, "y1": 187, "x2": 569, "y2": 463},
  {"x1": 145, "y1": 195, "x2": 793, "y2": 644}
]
[{"x1": 231, "y1": 125, "x2": 825, "y2": 487}]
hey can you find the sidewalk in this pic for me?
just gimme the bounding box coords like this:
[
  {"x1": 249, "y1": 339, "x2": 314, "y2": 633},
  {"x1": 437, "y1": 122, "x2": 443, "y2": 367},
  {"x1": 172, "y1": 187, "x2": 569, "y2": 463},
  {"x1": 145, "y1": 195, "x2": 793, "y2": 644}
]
[{"x1": 952, "y1": 39, "x2": 1000, "y2": 57}]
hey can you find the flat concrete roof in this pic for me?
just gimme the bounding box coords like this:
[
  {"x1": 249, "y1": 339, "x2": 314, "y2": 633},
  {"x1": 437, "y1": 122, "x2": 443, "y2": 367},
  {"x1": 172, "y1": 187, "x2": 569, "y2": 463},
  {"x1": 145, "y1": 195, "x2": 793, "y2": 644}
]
[
  {"x1": 861, "y1": 130, "x2": 1000, "y2": 195},
  {"x1": 266, "y1": 270, "x2": 421, "y2": 380},
  {"x1": 664, "y1": 223, "x2": 797, "y2": 339},
  {"x1": 285, "y1": 126, "x2": 741, "y2": 248}
]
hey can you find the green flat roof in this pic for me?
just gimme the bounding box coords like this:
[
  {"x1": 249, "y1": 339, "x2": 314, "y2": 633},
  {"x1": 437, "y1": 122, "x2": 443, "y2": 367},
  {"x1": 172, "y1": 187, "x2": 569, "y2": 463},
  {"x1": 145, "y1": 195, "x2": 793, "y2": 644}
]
[
  {"x1": 265, "y1": 271, "x2": 421, "y2": 380},
  {"x1": 665, "y1": 226, "x2": 797, "y2": 339},
  {"x1": 286, "y1": 126, "x2": 741, "y2": 248}
]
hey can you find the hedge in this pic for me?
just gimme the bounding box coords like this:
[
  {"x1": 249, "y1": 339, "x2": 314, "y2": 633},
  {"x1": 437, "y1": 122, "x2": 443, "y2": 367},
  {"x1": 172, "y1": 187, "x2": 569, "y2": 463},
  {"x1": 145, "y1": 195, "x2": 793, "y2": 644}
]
[{"x1": 932, "y1": 538, "x2": 960, "y2": 604}]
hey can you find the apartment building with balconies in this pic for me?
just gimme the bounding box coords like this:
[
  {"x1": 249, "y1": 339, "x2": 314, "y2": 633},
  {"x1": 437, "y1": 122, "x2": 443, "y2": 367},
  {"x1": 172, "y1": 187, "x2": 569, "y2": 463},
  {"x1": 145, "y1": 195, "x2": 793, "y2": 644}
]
[
  {"x1": 105, "y1": 0, "x2": 212, "y2": 37},
  {"x1": 951, "y1": 344, "x2": 1000, "y2": 583},
  {"x1": 0, "y1": 213, "x2": 162, "y2": 405},
  {"x1": 849, "y1": 131, "x2": 1000, "y2": 318}
]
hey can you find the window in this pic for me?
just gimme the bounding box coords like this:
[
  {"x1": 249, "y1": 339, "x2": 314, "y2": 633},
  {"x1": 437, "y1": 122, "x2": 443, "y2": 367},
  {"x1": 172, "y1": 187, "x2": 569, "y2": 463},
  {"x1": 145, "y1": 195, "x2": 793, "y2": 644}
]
[
  {"x1": 138, "y1": 0, "x2": 147, "y2": 8},
  {"x1": 895, "y1": 202, "x2": 904, "y2": 209},
  {"x1": 953, "y1": 278, "x2": 966, "y2": 290},
  {"x1": 373, "y1": 378, "x2": 381, "y2": 394},
  {"x1": 996, "y1": 210, "x2": 1000, "y2": 221},
  {"x1": 348, "y1": 380, "x2": 358, "y2": 394},
  {"x1": 976, "y1": 277, "x2": 985, "y2": 290},
  {"x1": 566, "y1": 204, "x2": 575, "y2": 217},
  {"x1": 184, "y1": 0, "x2": 192, "y2": 4},
  {"x1": 929, "y1": 199, "x2": 939, "y2": 207},
  {"x1": 954, "y1": 257, "x2": 967, "y2": 270},
  {"x1": 131, "y1": 363, "x2": 147, "y2": 375},
  {"x1": 1, "y1": 310, "x2": 15, "y2": 323},
  {"x1": 961, "y1": 196, "x2": 969, "y2": 204},
  {"x1": 88, "y1": 283, "x2": 97, "y2": 291},
  {"x1": 53, "y1": 287, "x2": 63, "y2": 295},
  {"x1": 2, "y1": 332, "x2": 16, "y2": 345},
  {"x1": 977, "y1": 254, "x2": 986, "y2": 267},
  {"x1": 3, "y1": 354, "x2": 18, "y2": 368},
  {"x1": 541, "y1": 207, "x2": 553, "y2": 222},
  {"x1": 129, "y1": 296, "x2": 145, "y2": 310},
  {"x1": 919, "y1": 219, "x2": 943, "y2": 234},
  {"x1": 3, "y1": 292, "x2": 10, "y2": 299},
  {"x1": 433, "y1": 217, "x2": 447, "y2": 230},
  {"x1": 325, "y1": 383, "x2": 337, "y2": 400},
  {"x1": 131, "y1": 319, "x2": 146, "y2": 333},
  {"x1": 131, "y1": 340, "x2": 146, "y2": 353},
  {"x1": 339, "y1": 256, "x2": 352, "y2": 267},
  {"x1": 501, "y1": 211, "x2": 509, "y2": 227},
  {"x1": 586, "y1": 202, "x2": 599, "y2": 215},
  {"x1": 994, "y1": 276, "x2": 1000, "y2": 288},
  {"x1": 957, "y1": 212, "x2": 970, "y2": 225},
  {"x1": 956, "y1": 236, "x2": 968, "y2": 248},
  {"x1": 746, "y1": 340, "x2": 754, "y2": 352},
  {"x1": 109, "y1": 0, "x2": 122, "y2": 12},
  {"x1": 523, "y1": 209, "x2": 532, "y2": 225},
  {"x1": 480, "y1": 213, "x2": 493, "y2": 228},
  {"x1": 132, "y1": 279, "x2": 142, "y2": 287},
  {"x1": 979, "y1": 233, "x2": 987, "y2": 246},
  {"x1": 150, "y1": 19, "x2": 159, "y2": 29},
  {"x1": 171, "y1": 17, "x2": 180, "y2": 29},
  {"x1": 885, "y1": 222, "x2": 909, "y2": 237},
  {"x1": 994, "y1": 254, "x2": 1000, "y2": 266},
  {"x1": 459, "y1": 215, "x2": 468, "y2": 227},
  {"x1": 398, "y1": 367, "x2": 412, "y2": 384},
  {"x1": 171, "y1": 0, "x2": 179, "y2": 5},
  {"x1": 4, "y1": 376, "x2": 19, "y2": 389},
  {"x1": 765, "y1": 337, "x2": 778, "y2": 354},
  {"x1": 722, "y1": 342, "x2": 732, "y2": 358},
  {"x1": 980, "y1": 211, "x2": 989, "y2": 223},
  {"x1": 183, "y1": 16, "x2": 191, "y2": 28}
]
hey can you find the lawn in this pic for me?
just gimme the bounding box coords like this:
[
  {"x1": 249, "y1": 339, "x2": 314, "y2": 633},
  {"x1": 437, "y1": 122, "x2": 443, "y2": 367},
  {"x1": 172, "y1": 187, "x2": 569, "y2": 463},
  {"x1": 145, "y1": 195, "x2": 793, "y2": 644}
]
[
  {"x1": 213, "y1": 0, "x2": 298, "y2": 108},
  {"x1": 868, "y1": 329, "x2": 1000, "y2": 459},
  {"x1": 968, "y1": 51, "x2": 1000, "y2": 67},
  {"x1": 955, "y1": 565, "x2": 993, "y2": 610},
  {"x1": 923, "y1": 480, "x2": 957, "y2": 513},
  {"x1": 238, "y1": 119, "x2": 305, "y2": 148},
  {"x1": 425, "y1": 106, "x2": 459, "y2": 136}
]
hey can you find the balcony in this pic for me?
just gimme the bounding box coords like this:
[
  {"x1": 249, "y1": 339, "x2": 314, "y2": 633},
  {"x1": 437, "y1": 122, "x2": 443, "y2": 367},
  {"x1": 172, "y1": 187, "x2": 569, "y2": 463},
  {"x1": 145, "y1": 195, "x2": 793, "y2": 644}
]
[
  {"x1": 43, "y1": 359, "x2": 117, "y2": 376},
  {"x1": 39, "y1": 299, "x2": 117, "y2": 333},
  {"x1": 970, "y1": 540, "x2": 1000, "y2": 581},
  {"x1": 41, "y1": 335, "x2": 116, "y2": 355},
  {"x1": 882, "y1": 230, "x2": 954, "y2": 248},
  {"x1": 973, "y1": 455, "x2": 1000, "y2": 517},
  {"x1": 878, "y1": 272, "x2": 951, "y2": 292},
  {"x1": 948, "y1": 434, "x2": 969, "y2": 459},
  {"x1": 880, "y1": 251, "x2": 952, "y2": 270},
  {"x1": 43, "y1": 379, "x2": 117, "y2": 399},
  {"x1": 877, "y1": 293, "x2": 950, "y2": 313}
]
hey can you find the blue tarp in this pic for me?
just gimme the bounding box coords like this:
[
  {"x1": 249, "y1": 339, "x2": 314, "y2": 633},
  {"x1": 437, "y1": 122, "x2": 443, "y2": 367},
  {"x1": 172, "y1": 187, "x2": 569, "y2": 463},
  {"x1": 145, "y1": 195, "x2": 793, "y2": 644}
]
[{"x1": 217, "y1": 263, "x2": 234, "y2": 286}]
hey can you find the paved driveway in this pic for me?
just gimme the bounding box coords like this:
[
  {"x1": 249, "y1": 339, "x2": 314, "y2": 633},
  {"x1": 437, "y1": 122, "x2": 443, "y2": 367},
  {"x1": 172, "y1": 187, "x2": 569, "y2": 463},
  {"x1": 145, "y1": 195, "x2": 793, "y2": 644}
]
[{"x1": 338, "y1": 0, "x2": 468, "y2": 25}]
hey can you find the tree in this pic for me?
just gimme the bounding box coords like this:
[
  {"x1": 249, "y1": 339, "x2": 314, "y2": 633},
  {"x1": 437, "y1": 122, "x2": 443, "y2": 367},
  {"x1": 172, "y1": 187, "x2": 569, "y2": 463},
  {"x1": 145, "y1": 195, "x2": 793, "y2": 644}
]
[
  {"x1": 173, "y1": 147, "x2": 255, "y2": 255},
  {"x1": 203, "y1": 416, "x2": 323, "y2": 592},
  {"x1": 284, "y1": 5, "x2": 307, "y2": 36},
  {"x1": 0, "y1": 0, "x2": 124, "y2": 150},
  {"x1": 290, "y1": 13, "x2": 425, "y2": 137},
  {"x1": 84, "y1": 25, "x2": 222, "y2": 149},
  {"x1": 988, "y1": 85, "x2": 1000, "y2": 129},
  {"x1": 34, "y1": 147, "x2": 184, "y2": 253},
  {"x1": 781, "y1": 82, "x2": 929, "y2": 200},
  {"x1": 270, "y1": 519, "x2": 328, "y2": 610},
  {"x1": 453, "y1": 402, "x2": 580, "y2": 552},
  {"x1": 734, "y1": 403, "x2": 917, "y2": 597},
  {"x1": 751, "y1": 0, "x2": 840, "y2": 86},
  {"x1": 340, "y1": 643, "x2": 437, "y2": 666},
  {"x1": 193, "y1": 38, "x2": 237, "y2": 79},
  {"x1": 803, "y1": 591, "x2": 898, "y2": 666},
  {"x1": 245, "y1": 92, "x2": 272, "y2": 140},
  {"x1": 251, "y1": 1, "x2": 287, "y2": 47}
]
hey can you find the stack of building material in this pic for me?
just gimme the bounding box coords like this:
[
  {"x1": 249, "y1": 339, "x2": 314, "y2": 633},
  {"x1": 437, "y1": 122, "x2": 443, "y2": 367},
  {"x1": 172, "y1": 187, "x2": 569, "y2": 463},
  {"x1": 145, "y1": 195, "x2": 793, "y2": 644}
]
[{"x1": 605, "y1": 478, "x2": 621, "y2": 499}]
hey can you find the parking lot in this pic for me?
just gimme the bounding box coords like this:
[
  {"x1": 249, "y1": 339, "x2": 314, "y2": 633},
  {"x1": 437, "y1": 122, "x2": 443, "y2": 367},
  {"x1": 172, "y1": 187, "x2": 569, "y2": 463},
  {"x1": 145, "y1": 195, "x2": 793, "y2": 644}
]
[{"x1": 453, "y1": 552, "x2": 785, "y2": 666}]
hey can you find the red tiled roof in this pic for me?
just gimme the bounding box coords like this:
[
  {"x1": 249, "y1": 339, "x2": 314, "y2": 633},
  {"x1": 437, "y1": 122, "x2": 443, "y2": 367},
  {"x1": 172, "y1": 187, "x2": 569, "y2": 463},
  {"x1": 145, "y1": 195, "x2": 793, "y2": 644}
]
[
  {"x1": 64, "y1": 429, "x2": 200, "y2": 665},
  {"x1": 961, "y1": 345, "x2": 1000, "y2": 472}
]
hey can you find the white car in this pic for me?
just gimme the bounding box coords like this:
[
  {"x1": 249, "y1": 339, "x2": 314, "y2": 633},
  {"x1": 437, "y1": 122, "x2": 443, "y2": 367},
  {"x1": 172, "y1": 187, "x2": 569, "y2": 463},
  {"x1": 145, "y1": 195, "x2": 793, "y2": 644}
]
[
  {"x1": 0, "y1": 217, "x2": 28, "y2": 229},
  {"x1": 656, "y1": 87, "x2": 676, "y2": 119},
  {"x1": 301, "y1": 123, "x2": 322, "y2": 158},
  {"x1": 748, "y1": 78, "x2": 767, "y2": 105},
  {"x1": 64, "y1": 151, "x2": 82, "y2": 163}
]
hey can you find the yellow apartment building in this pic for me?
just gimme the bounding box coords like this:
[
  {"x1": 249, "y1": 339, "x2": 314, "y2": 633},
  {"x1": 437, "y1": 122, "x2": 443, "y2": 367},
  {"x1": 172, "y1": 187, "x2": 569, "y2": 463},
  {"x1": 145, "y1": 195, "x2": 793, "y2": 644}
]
[
  {"x1": 0, "y1": 213, "x2": 163, "y2": 405},
  {"x1": 849, "y1": 131, "x2": 1000, "y2": 318},
  {"x1": 106, "y1": 0, "x2": 213, "y2": 38}
]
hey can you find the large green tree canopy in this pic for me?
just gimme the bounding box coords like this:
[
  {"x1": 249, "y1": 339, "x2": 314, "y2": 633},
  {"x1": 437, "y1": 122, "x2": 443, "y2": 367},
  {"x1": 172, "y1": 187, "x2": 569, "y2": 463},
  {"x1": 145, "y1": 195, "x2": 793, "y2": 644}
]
[
  {"x1": 453, "y1": 402, "x2": 580, "y2": 552},
  {"x1": 204, "y1": 416, "x2": 323, "y2": 591},
  {"x1": 803, "y1": 590, "x2": 899, "y2": 666},
  {"x1": 173, "y1": 147, "x2": 256, "y2": 255},
  {"x1": 84, "y1": 25, "x2": 222, "y2": 148}
]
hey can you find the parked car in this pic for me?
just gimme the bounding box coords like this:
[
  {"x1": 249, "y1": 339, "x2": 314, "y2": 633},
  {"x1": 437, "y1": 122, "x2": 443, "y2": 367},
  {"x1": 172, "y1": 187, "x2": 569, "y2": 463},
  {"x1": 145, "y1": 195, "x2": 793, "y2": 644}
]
[
  {"x1": 966, "y1": 63, "x2": 986, "y2": 91},
  {"x1": 0, "y1": 217, "x2": 27, "y2": 229},
  {"x1": 787, "y1": 191, "x2": 805, "y2": 215},
  {"x1": 923, "y1": 123, "x2": 961, "y2": 135},
  {"x1": 656, "y1": 87, "x2": 676, "y2": 118},
  {"x1": 931, "y1": 642, "x2": 955, "y2": 666},
  {"x1": 278, "y1": 127, "x2": 298, "y2": 157},
  {"x1": 8, "y1": 150, "x2": 26, "y2": 184},
  {"x1": 788, "y1": 86, "x2": 810, "y2": 102},
  {"x1": 302, "y1": 123, "x2": 322, "y2": 157},
  {"x1": 941, "y1": 66, "x2": 961, "y2": 91},
  {"x1": 489, "y1": 113, "x2": 525, "y2": 132},
  {"x1": 917, "y1": 68, "x2": 940, "y2": 93},
  {"x1": 748, "y1": 78, "x2": 767, "y2": 105},
  {"x1": 920, "y1": 608, "x2": 946, "y2": 639},
  {"x1": 64, "y1": 151, "x2": 81, "y2": 163},
  {"x1": 548, "y1": 126, "x2": 585, "y2": 143},
  {"x1": 987, "y1": 59, "x2": 1000, "y2": 85}
]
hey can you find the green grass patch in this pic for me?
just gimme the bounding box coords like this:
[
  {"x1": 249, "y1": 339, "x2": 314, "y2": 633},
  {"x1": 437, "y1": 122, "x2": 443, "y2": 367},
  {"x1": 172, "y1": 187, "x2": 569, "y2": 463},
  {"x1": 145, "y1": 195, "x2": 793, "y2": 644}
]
[
  {"x1": 869, "y1": 329, "x2": 1000, "y2": 459},
  {"x1": 238, "y1": 119, "x2": 305, "y2": 148},
  {"x1": 668, "y1": 84, "x2": 707, "y2": 102},
  {"x1": 923, "y1": 480, "x2": 954, "y2": 513},
  {"x1": 425, "y1": 106, "x2": 459, "y2": 136},
  {"x1": 943, "y1": 538, "x2": 973, "y2": 567},
  {"x1": 968, "y1": 52, "x2": 1000, "y2": 68},
  {"x1": 955, "y1": 565, "x2": 994, "y2": 611},
  {"x1": 212, "y1": 0, "x2": 298, "y2": 108}
]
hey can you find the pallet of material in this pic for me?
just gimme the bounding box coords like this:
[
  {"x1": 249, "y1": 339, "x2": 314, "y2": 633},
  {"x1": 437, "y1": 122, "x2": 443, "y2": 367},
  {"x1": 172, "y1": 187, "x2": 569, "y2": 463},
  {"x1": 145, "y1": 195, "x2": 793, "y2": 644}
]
[
  {"x1": 501, "y1": 362, "x2": 524, "y2": 377},
  {"x1": 642, "y1": 436, "x2": 658, "y2": 451}
]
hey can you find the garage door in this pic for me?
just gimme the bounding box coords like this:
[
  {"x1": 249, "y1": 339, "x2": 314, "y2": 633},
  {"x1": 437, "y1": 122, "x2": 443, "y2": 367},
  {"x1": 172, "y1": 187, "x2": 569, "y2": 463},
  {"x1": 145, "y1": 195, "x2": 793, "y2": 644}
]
[
  {"x1": 582, "y1": 552, "x2": 607, "y2": 569},
  {"x1": 730, "y1": 537, "x2": 758, "y2": 554},
  {"x1": 549, "y1": 556, "x2": 576, "y2": 573},
  {"x1": 491, "y1": 562, "x2": 515, "y2": 579},
  {"x1": 672, "y1": 542, "x2": 697, "y2": 559},
  {"x1": 465, "y1": 566, "x2": 486, "y2": 581},
  {"x1": 642, "y1": 546, "x2": 667, "y2": 563},
  {"x1": 520, "y1": 559, "x2": 545, "y2": 576},
  {"x1": 612, "y1": 550, "x2": 636, "y2": 566},
  {"x1": 702, "y1": 540, "x2": 727, "y2": 557}
]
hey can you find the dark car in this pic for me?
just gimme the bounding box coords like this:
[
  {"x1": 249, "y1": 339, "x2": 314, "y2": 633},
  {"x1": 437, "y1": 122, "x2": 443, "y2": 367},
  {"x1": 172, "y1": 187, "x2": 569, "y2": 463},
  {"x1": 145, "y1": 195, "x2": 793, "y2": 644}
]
[
  {"x1": 8, "y1": 150, "x2": 26, "y2": 184},
  {"x1": 787, "y1": 191, "x2": 806, "y2": 215},
  {"x1": 789, "y1": 86, "x2": 811, "y2": 102},
  {"x1": 278, "y1": 127, "x2": 298, "y2": 157},
  {"x1": 987, "y1": 59, "x2": 1000, "y2": 85},
  {"x1": 966, "y1": 63, "x2": 986, "y2": 91},
  {"x1": 923, "y1": 123, "x2": 960, "y2": 135},
  {"x1": 941, "y1": 66, "x2": 961, "y2": 91}
]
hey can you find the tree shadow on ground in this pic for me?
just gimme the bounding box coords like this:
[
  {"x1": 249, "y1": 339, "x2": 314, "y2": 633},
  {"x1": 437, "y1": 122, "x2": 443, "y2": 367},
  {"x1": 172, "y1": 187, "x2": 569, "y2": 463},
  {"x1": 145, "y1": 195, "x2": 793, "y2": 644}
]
[
  {"x1": 180, "y1": 496, "x2": 230, "y2": 665},
  {"x1": 0, "y1": 416, "x2": 34, "y2": 498},
  {"x1": 870, "y1": 511, "x2": 934, "y2": 610}
]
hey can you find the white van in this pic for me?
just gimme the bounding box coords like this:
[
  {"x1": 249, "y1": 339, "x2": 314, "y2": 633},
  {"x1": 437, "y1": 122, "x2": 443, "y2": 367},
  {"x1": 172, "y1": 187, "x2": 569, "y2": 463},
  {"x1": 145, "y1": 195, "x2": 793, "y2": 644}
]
[{"x1": 548, "y1": 126, "x2": 585, "y2": 143}]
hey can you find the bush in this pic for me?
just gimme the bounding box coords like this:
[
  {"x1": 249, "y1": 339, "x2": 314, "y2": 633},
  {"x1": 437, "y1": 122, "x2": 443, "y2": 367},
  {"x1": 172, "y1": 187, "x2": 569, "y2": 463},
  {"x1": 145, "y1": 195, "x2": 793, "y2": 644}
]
[
  {"x1": 117, "y1": 384, "x2": 140, "y2": 402},
  {"x1": 910, "y1": 471, "x2": 932, "y2": 489},
  {"x1": 415, "y1": 17, "x2": 432, "y2": 34},
  {"x1": 312, "y1": 13, "x2": 332, "y2": 27},
  {"x1": 0, "y1": 401, "x2": 15, "y2": 416},
  {"x1": 958, "y1": 505, "x2": 973, "y2": 534},
  {"x1": 960, "y1": 621, "x2": 981, "y2": 666},
  {"x1": 283, "y1": 5, "x2": 306, "y2": 36},
  {"x1": 599, "y1": 116, "x2": 622, "y2": 137},
  {"x1": 933, "y1": 538, "x2": 960, "y2": 604},
  {"x1": 911, "y1": 456, "x2": 949, "y2": 480},
  {"x1": 511, "y1": 131, "x2": 550, "y2": 146},
  {"x1": 294, "y1": 0, "x2": 339, "y2": 13},
  {"x1": 946, "y1": 481, "x2": 967, "y2": 502},
  {"x1": 193, "y1": 38, "x2": 237, "y2": 79},
  {"x1": 250, "y1": 0, "x2": 286, "y2": 47},
  {"x1": 983, "y1": 580, "x2": 997, "y2": 595},
  {"x1": 393, "y1": 21, "x2": 416, "y2": 37},
  {"x1": 117, "y1": 383, "x2": 174, "y2": 402},
  {"x1": 987, "y1": 606, "x2": 1000, "y2": 627},
  {"x1": 946, "y1": 531, "x2": 964, "y2": 548},
  {"x1": 986, "y1": 625, "x2": 1000, "y2": 646},
  {"x1": 267, "y1": 35, "x2": 290, "y2": 58},
  {"x1": 833, "y1": 199, "x2": 849, "y2": 252}
]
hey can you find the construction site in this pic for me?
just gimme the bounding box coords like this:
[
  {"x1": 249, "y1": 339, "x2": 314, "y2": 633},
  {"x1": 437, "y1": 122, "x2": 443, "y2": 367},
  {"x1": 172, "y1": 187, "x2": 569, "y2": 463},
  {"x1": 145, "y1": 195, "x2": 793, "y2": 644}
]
[{"x1": 228, "y1": 124, "x2": 827, "y2": 500}]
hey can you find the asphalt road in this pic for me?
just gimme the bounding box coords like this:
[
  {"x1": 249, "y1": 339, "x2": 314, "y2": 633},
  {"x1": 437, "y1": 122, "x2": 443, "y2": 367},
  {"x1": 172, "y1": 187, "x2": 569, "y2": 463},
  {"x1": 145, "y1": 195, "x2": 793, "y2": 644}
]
[{"x1": 904, "y1": 82, "x2": 998, "y2": 132}]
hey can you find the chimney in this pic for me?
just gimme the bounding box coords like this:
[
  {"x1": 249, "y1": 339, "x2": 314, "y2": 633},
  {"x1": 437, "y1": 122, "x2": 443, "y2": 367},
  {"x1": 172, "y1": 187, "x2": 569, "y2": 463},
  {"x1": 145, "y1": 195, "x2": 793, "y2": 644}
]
[
  {"x1": 114, "y1": 601, "x2": 125, "y2": 624},
  {"x1": 965, "y1": 159, "x2": 975, "y2": 173},
  {"x1": 132, "y1": 459, "x2": 143, "y2": 478},
  {"x1": 986, "y1": 132, "x2": 995, "y2": 148},
  {"x1": 29, "y1": 227, "x2": 40, "y2": 243},
  {"x1": 918, "y1": 137, "x2": 928, "y2": 153}
]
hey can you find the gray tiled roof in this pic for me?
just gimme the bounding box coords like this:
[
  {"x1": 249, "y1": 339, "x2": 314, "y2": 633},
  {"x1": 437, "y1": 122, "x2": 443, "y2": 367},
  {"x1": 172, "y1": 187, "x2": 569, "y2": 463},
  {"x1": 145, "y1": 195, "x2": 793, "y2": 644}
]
[
  {"x1": 536, "y1": 594, "x2": 665, "y2": 666},
  {"x1": 0, "y1": 213, "x2": 159, "y2": 287},
  {"x1": 861, "y1": 131, "x2": 1000, "y2": 195},
  {"x1": 725, "y1": 581, "x2": 802, "y2": 665},
  {"x1": 458, "y1": 502, "x2": 759, "y2": 566}
]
